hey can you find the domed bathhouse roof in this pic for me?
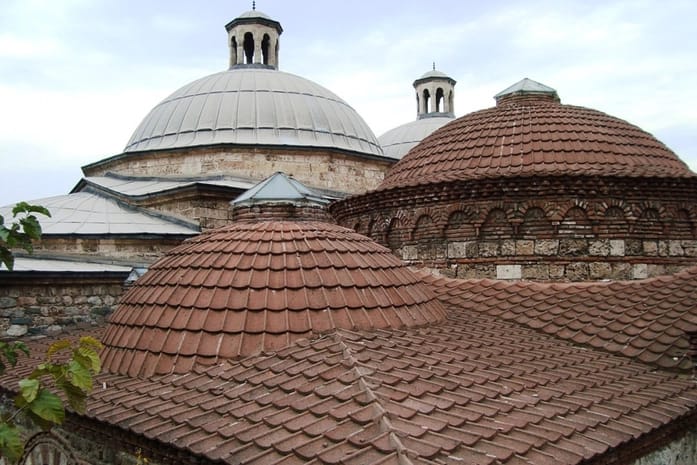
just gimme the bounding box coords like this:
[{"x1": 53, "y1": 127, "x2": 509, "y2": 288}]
[
  {"x1": 379, "y1": 66, "x2": 456, "y2": 159},
  {"x1": 124, "y1": 69, "x2": 382, "y2": 156},
  {"x1": 102, "y1": 218, "x2": 446, "y2": 377},
  {"x1": 380, "y1": 78, "x2": 693, "y2": 190},
  {"x1": 332, "y1": 78, "x2": 697, "y2": 282}
]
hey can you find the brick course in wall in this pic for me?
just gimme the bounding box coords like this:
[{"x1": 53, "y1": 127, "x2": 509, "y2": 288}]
[{"x1": 331, "y1": 175, "x2": 697, "y2": 281}]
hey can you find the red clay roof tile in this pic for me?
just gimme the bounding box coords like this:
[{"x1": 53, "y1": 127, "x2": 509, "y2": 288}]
[{"x1": 379, "y1": 96, "x2": 694, "y2": 191}]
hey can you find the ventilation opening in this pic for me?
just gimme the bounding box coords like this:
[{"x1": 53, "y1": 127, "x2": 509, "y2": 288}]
[
  {"x1": 243, "y1": 32, "x2": 254, "y2": 64},
  {"x1": 423, "y1": 89, "x2": 431, "y2": 113},
  {"x1": 261, "y1": 34, "x2": 270, "y2": 65},
  {"x1": 436, "y1": 88, "x2": 444, "y2": 112}
]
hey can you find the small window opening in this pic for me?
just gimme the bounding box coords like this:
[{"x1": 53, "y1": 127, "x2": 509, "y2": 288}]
[
  {"x1": 423, "y1": 89, "x2": 431, "y2": 113},
  {"x1": 435, "y1": 88, "x2": 444, "y2": 112},
  {"x1": 261, "y1": 34, "x2": 270, "y2": 65},
  {"x1": 243, "y1": 32, "x2": 254, "y2": 64}
]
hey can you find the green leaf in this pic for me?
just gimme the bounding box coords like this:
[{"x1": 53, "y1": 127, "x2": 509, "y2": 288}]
[
  {"x1": 18, "y1": 378, "x2": 40, "y2": 404},
  {"x1": 75, "y1": 346, "x2": 102, "y2": 374},
  {"x1": 0, "y1": 423, "x2": 24, "y2": 462},
  {"x1": 27, "y1": 389, "x2": 65, "y2": 426},
  {"x1": 20, "y1": 216, "x2": 42, "y2": 240},
  {"x1": 0, "y1": 248, "x2": 14, "y2": 271},
  {"x1": 57, "y1": 381, "x2": 87, "y2": 414},
  {"x1": 79, "y1": 336, "x2": 103, "y2": 352},
  {"x1": 67, "y1": 359, "x2": 93, "y2": 391},
  {"x1": 46, "y1": 340, "x2": 72, "y2": 360}
]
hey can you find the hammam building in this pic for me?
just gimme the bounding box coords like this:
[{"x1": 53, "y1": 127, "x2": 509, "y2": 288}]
[{"x1": 1, "y1": 5, "x2": 696, "y2": 465}]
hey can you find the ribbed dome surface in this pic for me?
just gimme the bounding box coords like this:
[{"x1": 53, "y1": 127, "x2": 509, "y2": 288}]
[
  {"x1": 380, "y1": 95, "x2": 694, "y2": 190},
  {"x1": 124, "y1": 69, "x2": 383, "y2": 156},
  {"x1": 379, "y1": 116, "x2": 454, "y2": 159},
  {"x1": 102, "y1": 221, "x2": 446, "y2": 377}
]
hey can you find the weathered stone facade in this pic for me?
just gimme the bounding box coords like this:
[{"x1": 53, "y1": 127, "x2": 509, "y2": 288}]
[
  {"x1": 32, "y1": 236, "x2": 189, "y2": 264},
  {"x1": 83, "y1": 145, "x2": 393, "y2": 196},
  {"x1": 331, "y1": 176, "x2": 697, "y2": 281},
  {"x1": 0, "y1": 275, "x2": 125, "y2": 338}
]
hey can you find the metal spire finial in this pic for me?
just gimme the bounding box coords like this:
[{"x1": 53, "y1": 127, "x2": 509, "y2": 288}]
[
  {"x1": 252, "y1": 1, "x2": 256, "y2": 10},
  {"x1": 432, "y1": 62, "x2": 436, "y2": 71}
]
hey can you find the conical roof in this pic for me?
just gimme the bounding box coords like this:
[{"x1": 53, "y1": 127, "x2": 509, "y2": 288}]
[{"x1": 102, "y1": 221, "x2": 446, "y2": 377}]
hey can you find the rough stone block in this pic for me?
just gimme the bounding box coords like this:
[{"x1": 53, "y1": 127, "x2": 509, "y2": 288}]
[
  {"x1": 497, "y1": 265, "x2": 522, "y2": 280},
  {"x1": 516, "y1": 240, "x2": 535, "y2": 255},
  {"x1": 643, "y1": 241, "x2": 658, "y2": 256},
  {"x1": 559, "y1": 239, "x2": 588, "y2": 256},
  {"x1": 87, "y1": 296, "x2": 103, "y2": 306},
  {"x1": 683, "y1": 240, "x2": 697, "y2": 257},
  {"x1": 589, "y1": 262, "x2": 612, "y2": 279},
  {"x1": 447, "y1": 242, "x2": 468, "y2": 258},
  {"x1": 535, "y1": 240, "x2": 559, "y2": 256},
  {"x1": 657, "y1": 241, "x2": 669, "y2": 257},
  {"x1": 549, "y1": 265, "x2": 565, "y2": 280},
  {"x1": 633, "y1": 264, "x2": 648, "y2": 279},
  {"x1": 479, "y1": 242, "x2": 499, "y2": 257},
  {"x1": 609, "y1": 240, "x2": 625, "y2": 256},
  {"x1": 668, "y1": 240, "x2": 683, "y2": 256},
  {"x1": 610, "y1": 262, "x2": 632, "y2": 280},
  {"x1": 500, "y1": 240, "x2": 516, "y2": 256},
  {"x1": 588, "y1": 240, "x2": 610, "y2": 256},
  {"x1": 401, "y1": 245, "x2": 418, "y2": 260},
  {"x1": 0, "y1": 297, "x2": 17, "y2": 309},
  {"x1": 6, "y1": 325, "x2": 28, "y2": 337},
  {"x1": 522, "y1": 264, "x2": 550, "y2": 280},
  {"x1": 625, "y1": 239, "x2": 642, "y2": 255},
  {"x1": 565, "y1": 263, "x2": 589, "y2": 281}
]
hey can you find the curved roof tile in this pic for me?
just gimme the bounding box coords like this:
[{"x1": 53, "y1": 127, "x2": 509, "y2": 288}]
[
  {"x1": 380, "y1": 94, "x2": 694, "y2": 190},
  {"x1": 102, "y1": 220, "x2": 446, "y2": 377}
]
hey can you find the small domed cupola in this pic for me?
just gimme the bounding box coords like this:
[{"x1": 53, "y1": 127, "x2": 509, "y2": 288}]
[
  {"x1": 413, "y1": 64, "x2": 456, "y2": 119},
  {"x1": 494, "y1": 77, "x2": 560, "y2": 106},
  {"x1": 230, "y1": 172, "x2": 335, "y2": 222},
  {"x1": 225, "y1": 2, "x2": 283, "y2": 69}
]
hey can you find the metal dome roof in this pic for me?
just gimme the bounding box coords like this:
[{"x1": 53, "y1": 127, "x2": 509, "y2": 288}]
[
  {"x1": 124, "y1": 68, "x2": 383, "y2": 157},
  {"x1": 378, "y1": 116, "x2": 454, "y2": 159}
]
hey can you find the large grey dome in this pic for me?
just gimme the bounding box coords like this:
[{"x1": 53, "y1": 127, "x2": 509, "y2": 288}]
[
  {"x1": 124, "y1": 68, "x2": 383, "y2": 156},
  {"x1": 379, "y1": 116, "x2": 454, "y2": 159}
]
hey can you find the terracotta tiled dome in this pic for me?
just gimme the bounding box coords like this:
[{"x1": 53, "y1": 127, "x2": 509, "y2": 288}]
[
  {"x1": 380, "y1": 86, "x2": 694, "y2": 190},
  {"x1": 102, "y1": 220, "x2": 446, "y2": 377}
]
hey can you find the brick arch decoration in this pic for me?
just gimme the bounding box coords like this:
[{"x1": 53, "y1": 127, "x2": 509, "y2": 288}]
[
  {"x1": 21, "y1": 432, "x2": 84, "y2": 465},
  {"x1": 558, "y1": 205, "x2": 593, "y2": 237},
  {"x1": 411, "y1": 214, "x2": 436, "y2": 242},
  {"x1": 444, "y1": 205, "x2": 478, "y2": 240},
  {"x1": 386, "y1": 216, "x2": 404, "y2": 249},
  {"x1": 666, "y1": 204, "x2": 695, "y2": 238},
  {"x1": 519, "y1": 205, "x2": 553, "y2": 238},
  {"x1": 634, "y1": 202, "x2": 666, "y2": 237},
  {"x1": 480, "y1": 207, "x2": 514, "y2": 239}
]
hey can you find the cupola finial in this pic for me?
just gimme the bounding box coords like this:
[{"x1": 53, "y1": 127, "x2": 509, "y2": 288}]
[
  {"x1": 433, "y1": 62, "x2": 436, "y2": 70},
  {"x1": 252, "y1": 1, "x2": 256, "y2": 10}
]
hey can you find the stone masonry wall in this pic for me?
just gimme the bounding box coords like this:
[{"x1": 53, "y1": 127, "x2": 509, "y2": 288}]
[
  {"x1": 0, "y1": 279, "x2": 124, "y2": 338},
  {"x1": 331, "y1": 176, "x2": 697, "y2": 281},
  {"x1": 33, "y1": 236, "x2": 188, "y2": 264},
  {"x1": 84, "y1": 145, "x2": 393, "y2": 195}
]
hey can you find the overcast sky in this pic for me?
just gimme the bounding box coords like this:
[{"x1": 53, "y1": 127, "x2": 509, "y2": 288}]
[{"x1": 1, "y1": 0, "x2": 696, "y2": 206}]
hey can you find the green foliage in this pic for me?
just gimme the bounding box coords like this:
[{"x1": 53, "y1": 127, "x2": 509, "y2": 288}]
[
  {"x1": 0, "y1": 201, "x2": 51, "y2": 270},
  {"x1": 0, "y1": 337, "x2": 103, "y2": 462}
]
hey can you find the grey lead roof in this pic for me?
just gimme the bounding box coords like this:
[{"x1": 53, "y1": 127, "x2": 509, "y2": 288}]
[
  {"x1": 232, "y1": 172, "x2": 331, "y2": 206},
  {"x1": 1, "y1": 192, "x2": 199, "y2": 236},
  {"x1": 6, "y1": 257, "x2": 133, "y2": 273},
  {"x1": 494, "y1": 77, "x2": 558, "y2": 99},
  {"x1": 378, "y1": 116, "x2": 454, "y2": 159},
  {"x1": 80, "y1": 176, "x2": 256, "y2": 197},
  {"x1": 124, "y1": 68, "x2": 383, "y2": 157}
]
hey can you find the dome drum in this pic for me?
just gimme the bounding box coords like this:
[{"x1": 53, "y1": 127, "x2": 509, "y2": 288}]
[{"x1": 331, "y1": 174, "x2": 697, "y2": 282}]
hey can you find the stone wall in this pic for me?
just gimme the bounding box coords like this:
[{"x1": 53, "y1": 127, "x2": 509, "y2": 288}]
[
  {"x1": 84, "y1": 145, "x2": 393, "y2": 195},
  {"x1": 0, "y1": 276, "x2": 125, "y2": 338},
  {"x1": 331, "y1": 175, "x2": 697, "y2": 281},
  {"x1": 629, "y1": 426, "x2": 697, "y2": 465},
  {"x1": 33, "y1": 236, "x2": 189, "y2": 264}
]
